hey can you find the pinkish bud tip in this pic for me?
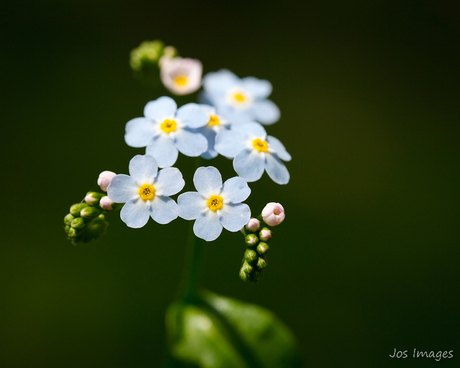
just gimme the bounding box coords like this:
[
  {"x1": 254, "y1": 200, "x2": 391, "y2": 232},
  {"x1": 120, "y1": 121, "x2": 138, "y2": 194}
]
[
  {"x1": 245, "y1": 218, "x2": 260, "y2": 232},
  {"x1": 259, "y1": 229, "x2": 272, "y2": 241},
  {"x1": 100, "y1": 196, "x2": 115, "y2": 211},
  {"x1": 97, "y1": 171, "x2": 117, "y2": 192},
  {"x1": 262, "y1": 202, "x2": 285, "y2": 226}
]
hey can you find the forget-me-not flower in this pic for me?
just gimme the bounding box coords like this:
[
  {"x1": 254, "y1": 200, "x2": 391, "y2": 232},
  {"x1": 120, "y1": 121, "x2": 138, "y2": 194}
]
[
  {"x1": 125, "y1": 96, "x2": 209, "y2": 168},
  {"x1": 177, "y1": 166, "x2": 251, "y2": 241},
  {"x1": 107, "y1": 155, "x2": 185, "y2": 228},
  {"x1": 202, "y1": 69, "x2": 280, "y2": 125},
  {"x1": 197, "y1": 104, "x2": 231, "y2": 159},
  {"x1": 160, "y1": 57, "x2": 202, "y2": 95},
  {"x1": 215, "y1": 122, "x2": 291, "y2": 185}
]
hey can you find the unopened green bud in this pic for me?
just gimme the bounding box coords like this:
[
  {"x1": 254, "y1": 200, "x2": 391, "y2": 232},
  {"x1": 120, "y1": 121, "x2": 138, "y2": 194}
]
[
  {"x1": 81, "y1": 206, "x2": 101, "y2": 219},
  {"x1": 256, "y1": 242, "x2": 269, "y2": 255},
  {"x1": 259, "y1": 227, "x2": 272, "y2": 241},
  {"x1": 257, "y1": 256, "x2": 268, "y2": 269},
  {"x1": 239, "y1": 268, "x2": 250, "y2": 282},
  {"x1": 163, "y1": 45, "x2": 178, "y2": 58},
  {"x1": 84, "y1": 191, "x2": 104, "y2": 205},
  {"x1": 64, "y1": 214, "x2": 74, "y2": 225},
  {"x1": 242, "y1": 260, "x2": 253, "y2": 274},
  {"x1": 244, "y1": 249, "x2": 258, "y2": 264},
  {"x1": 67, "y1": 227, "x2": 79, "y2": 238},
  {"x1": 70, "y1": 203, "x2": 88, "y2": 216},
  {"x1": 71, "y1": 217, "x2": 87, "y2": 230},
  {"x1": 245, "y1": 234, "x2": 259, "y2": 246},
  {"x1": 130, "y1": 40, "x2": 165, "y2": 71}
]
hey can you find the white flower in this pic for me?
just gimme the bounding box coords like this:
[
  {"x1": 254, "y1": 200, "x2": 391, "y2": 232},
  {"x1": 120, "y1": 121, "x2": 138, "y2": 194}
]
[
  {"x1": 177, "y1": 167, "x2": 251, "y2": 241},
  {"x1": 107, "y1": 155, "x2": 185, "y2": 228},
  {"x1": 215, "y1": 122, "x2": 291, "y2": 184},
  {"x1": 202, "y1": 69, "x2": 280, "y2": 125},
  {"x1": 197, "y1": 104, "x2": 231, "y2": 159},
  {"x1": 124, "y1": 96, "x2": 209, "y2": 168},
  {"x1": 160, "y1": 57, "x2": 202, "y2": 95}
]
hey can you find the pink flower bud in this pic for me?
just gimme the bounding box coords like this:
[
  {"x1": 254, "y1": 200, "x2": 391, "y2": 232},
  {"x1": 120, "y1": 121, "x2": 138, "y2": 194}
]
[
  {"x1": 84, "y1": 193, "x2": 99, "y2": 205},
  {"x1": 160, "y1": 57, "x2": 202, "y2": 95},
  {"x1": 261, "y1": 202, "x2": 285, "y2": 226},
  {"x1": 97, "y1": 171, "x2": 116, "y2": 192},
  {"x1": 259, "y1": 228, "x2": 272, "y2": 241},
  {"x1": 100, "y1": 196, "x2": 115, "y2": 211},
  {"x1": 245, "y1": 218, "x2": 260, "y2": 232}
]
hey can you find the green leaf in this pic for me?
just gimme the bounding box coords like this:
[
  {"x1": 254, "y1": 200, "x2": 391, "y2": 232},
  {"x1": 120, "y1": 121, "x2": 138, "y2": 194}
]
[{"x1": 166, "y1": 291, "x2": 302, "y2": 368}]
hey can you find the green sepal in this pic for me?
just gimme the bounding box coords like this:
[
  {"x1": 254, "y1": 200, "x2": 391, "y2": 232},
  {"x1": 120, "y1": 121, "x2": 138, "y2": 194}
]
[
  {"x1": 242, "y1": 260, "x2": 253, "y2": 274},
  {"x1": 256, "y1": 256, "x2": 267, "y2": 270},
  {"x1": 166, "y1": 291, "x2": 302, "y2": 368},
  {"x1": 244, "y1": 249, "x2": 258, "y2": 264},
  {"x1": 256, "y1": 242, "x2": 269, "y2": 255},
  {"x1": 70, "y1": 217, "x2": 87, "y2": 230},
  {"x1": 81, "y1": 206, "x2": 102, "y2": 219},
  {"x1": 64, "y1": 214, "x2": 74, "y2": 225},
  {"x1": 69, "y1": 203, "x2": 88, "y2": 216}
]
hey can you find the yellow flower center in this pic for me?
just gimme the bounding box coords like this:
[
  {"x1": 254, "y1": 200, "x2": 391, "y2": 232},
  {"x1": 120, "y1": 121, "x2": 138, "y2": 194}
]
[
  {"x1": 174, "y1": 75, "x2": 188, "y2": 86},
  {"x1": 207, "y1": 195, "x2": 223, "y2": 211},
  {"x1": 160, "y1": 119, "x2": 177, "y2": 133},
  {"x1": 233, "y1": 92, "x2": 246, "y2": 103},
  {"x1": 207, "y1": 114, "x2": 220, "y2": 126},
  {"x1": 138, "y1": 183, "x2": 155, "y2": 201},
  {"x1": 252, "y1": 138, "x2": 268, "y2": 152}
]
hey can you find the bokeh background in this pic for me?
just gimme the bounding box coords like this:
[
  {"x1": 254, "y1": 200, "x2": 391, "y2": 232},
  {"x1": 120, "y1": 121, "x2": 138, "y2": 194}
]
[{"x1": 1, "y1": 1, "x2": 459, "y2": 367}]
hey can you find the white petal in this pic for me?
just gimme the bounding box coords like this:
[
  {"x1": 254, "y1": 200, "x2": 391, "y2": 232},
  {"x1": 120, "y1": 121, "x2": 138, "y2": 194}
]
[
  {"x1": 176, "y1": 103, "x2": 209, "y2": 128},
  {"x1": 129, "y1": 155, "x2": 158, "y2": 182},
  {"x1": 154, "y1": 167, "x2": 185, "y2": 196},
  {"x1": 193, "y1": 210, "x2": 223, "y2": 241},
  {"x1": 193, "y1": 166, "x2": 222, "y2": 197},
  {"x1": 177, "y1": 192, "x2": 206, "y2": 220},
  {"x1": 233, "y1": 149, "x2": 265, "y2": 182},
  {"x1": 150, "y1": 196, "x2": 178, "y2": 224},
  {"x1": 265, "y1": 153, "x2": 290, "y2": 185},
  {"x1": 241, "y1": 77, "x2": 272, "y2": 99},
  {"x1": 174, "y1": 128, "x2": 208, "y2": 157},
  {"x1": 107, "y1": 174, "x2": 138, "y2": 202},
  {"x1": 267, "y1": 136, "x2": 291, "y2": 161},
  {"x1": 252, "y1": 100, "x2": 280, "y2": 125},
  {"x1": 120, "y1": 198, "x2": 150, "y2": 228},
  {"x1": 220, "y1": 177, "x2": 251, "y2": 203},
  {"x1": 231, "y1": 122, "x2": 267, "y2": 139},
  {"x1": 124, "y1": 118, "x2": 156, "y2": 147},
  {"x1": 215, "y1": 130, "x2": 248, "y2": 158},
  {"x1": 146, "y1": 134, "x2": 179, "y2": 168},
  {"x1": 219, "y1": 203, "x2": 251, "y2": 232},
  {"x1": 144, "y1": 96, "x2": 177, "y2": 120},
  {"x1": 203, "y1": 69, "x2": 239, "y2": 96}
]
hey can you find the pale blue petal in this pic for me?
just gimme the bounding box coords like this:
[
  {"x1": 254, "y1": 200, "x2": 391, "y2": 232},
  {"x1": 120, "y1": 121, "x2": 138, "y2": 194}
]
[
  {"x1": 223, "y1": 108, "x2": 253, "y2": 125},
  {"x1": 150, "y1": 196, "x2": 178, "y2": 224},
  {"x1": 175, "y1": 128, "x2": 207, "y2": 157},
  {"x1": 198, "y1": 104, "x2": 215, "y2": 115},
  {"x1": 178, "y1": 192, "x2": 206, "y2": 220},
  {"x1": 176, "y1": 103, "x2": 209, "y2": 128},
  {"x1": 203, "y1": 69, "x2": 238, "y2": 96},
  {"x1": 252, "y1": 100, "x2": 280, "y2": 125},
  {"x1": 267, "y1": 135, "x2": 292, "y2": 161},
  {"x1": 265, "y1": 153, "x2": 290, "y2": 185},
  {"x1": 144, "y1": 96, "x2": 177, "y2": 120},
  {"x1": 215, "y1": 130, "x2": 248, "y2": 158},
  {"x1": 124, "y1": 118, "x2": 156, "y2": 147},
  {"x1": 200, "y1": 128, "x2": 218, "y2": 159},
  {"x1": 120, "y1": 198, "x2": 150, "y2": 228},
  {"x1": 231, "y1": 122, "x2": 267, "y2": 139},
  {"x1": 193, "y1": 210, "x2": 223, "y2": 241},
  {"x1": 193, "y1": 166, "x2": 222, "y2": 197},
  {"x1": 220, "y1": 177, "x2": 251, "y2": 203},
  {"x1": 129, "y1": 155, "x2": 158, "y2": 182},
  {"x1": 233, "y1": 149, "x2": 265, "y2": 182},
  {"x1": 107, "y1": 174, "x2": 138, "y2": 202},
  {"x1": 154, "y1": 167, "x2": 185, "y2": 196},
  {"x1": 219, "y1": 203, "x2": 251, "y2": 232},
  {"x1": 146, "y1": 134, "x2": 178, "y2": 168},
  {"x1": 241, "y1": 77, "x2": 272, "y2": 99}
]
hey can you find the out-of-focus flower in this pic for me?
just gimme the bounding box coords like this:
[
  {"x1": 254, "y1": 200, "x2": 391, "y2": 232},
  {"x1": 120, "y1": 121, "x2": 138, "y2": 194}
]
[
  {"x1": 197, "y1": 105, "x2": 231, "y2": 159},
  {"x1": 130, "y1": 40, "x2": 165, "y2": 71},
  {"x1": 215, "y1": 122, "x2": 291, "y2": 184},
  {"x1": 262, "y1": 202, "x2": 285, "y2": 226},
  {"x1": 124, "y1": 96, "x2": 209, "y2": 168},
  {"x1": 98, "y1": 171, "x2": 117, "y2": 192},
  {"x1": 107, "y1": 155, "x2": 185, "y2": 228},
  {"x1": 177, "y1": 167, "x2": 251, "y2": 242},
  {"x1": 202, "y1": 69, "x2": 280, "y2": 125},
  {"x1": 160, "y1": 57, "x2": 202, "y2": 95}
]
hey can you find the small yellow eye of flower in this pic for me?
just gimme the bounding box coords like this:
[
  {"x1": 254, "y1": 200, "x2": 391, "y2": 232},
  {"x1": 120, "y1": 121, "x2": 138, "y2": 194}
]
[
  {"x1": 233, "y1": 92, "x2": 246, "y2": 103},
  {"x1": 139, "y1": 184, "x2": 155, "y2": 201},
  {"x1": 160, "y1": 119, "x2": 177, "y2": 133},
  {"x1": 207, "y1": 195, "x2": 223, "y2": 211},
  {"x1": 252, "y1": 138, "x2": 268, "y2": 153},
  {"x1": 174, "y1": 75, "x2": 188, "y2": 86},
  {"x1": 207, "y1": 114, "x2": 220, "y2": 126}
]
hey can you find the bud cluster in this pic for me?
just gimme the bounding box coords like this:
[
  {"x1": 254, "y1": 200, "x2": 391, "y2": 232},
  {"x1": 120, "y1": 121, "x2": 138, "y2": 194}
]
[{"x1": 63, "y1": 191, "x2": 114, "y2": 245}]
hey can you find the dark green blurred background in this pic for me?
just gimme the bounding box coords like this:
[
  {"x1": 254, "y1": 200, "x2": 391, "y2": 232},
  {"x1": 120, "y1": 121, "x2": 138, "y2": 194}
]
[{"x1": 1, "y1": 0, "x2": 459, "y2": 367}]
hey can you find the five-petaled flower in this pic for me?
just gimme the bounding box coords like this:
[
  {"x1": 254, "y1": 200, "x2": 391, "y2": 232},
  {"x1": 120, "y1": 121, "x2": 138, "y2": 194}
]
[
  {"x1": 202, "y1": 69, "x2": 280, "y2": 125},
  {"x1": 197, "y1": 104, "x2": 231, "y2": 159},
  {"x1": 160, "y1": 57, "x2": 203, "y2": 95},
  {"x1": 177, "y1": 167, "x2": 251, "y2": 241},
  {"x1": 107, "y1": 155, "x2": 185, "y2": 228},
  {"x1": 124, "y1": 96, "x2": 209, "y2": 168},
  {"x1": 215, "y1": 122, "x2": 291, "y2": 184}
]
